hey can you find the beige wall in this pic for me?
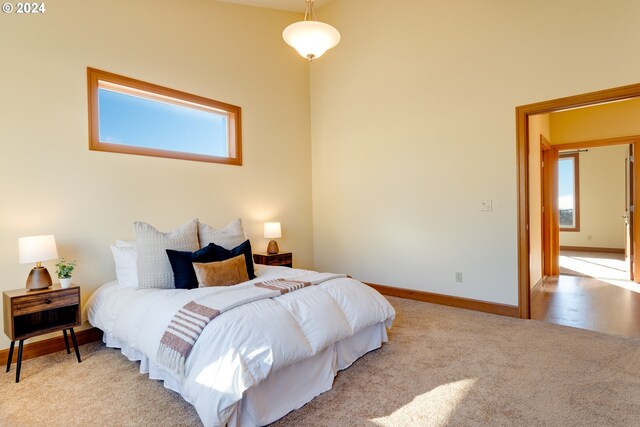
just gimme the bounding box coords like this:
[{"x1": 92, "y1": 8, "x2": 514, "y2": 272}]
[
  {"x1": 528, "y1": 114, "x2": 550, "y2": 288},
  {"x1": 310, "y1": 0, "x2": 640, "y2": 305},
  {"x1": 550, "y1": 97, "x2": 640, "y2": 144},
  {"x1": 558, "y1": 146, "x2": 626, "y2": 249},
  {"x1": 0, "y1": 0, "x2": 311, "y2": 349}
]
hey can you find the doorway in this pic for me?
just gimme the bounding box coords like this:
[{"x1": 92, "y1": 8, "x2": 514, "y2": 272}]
[
  {"x1": 547, "y1": 139, "x2": 635, "y2": 282},
  {"x1": 530, "y1": 136, "x2": 640, "y2": 337},
  {"x1": 516, "y1": 84, "x2": 640, "y2": 320}
]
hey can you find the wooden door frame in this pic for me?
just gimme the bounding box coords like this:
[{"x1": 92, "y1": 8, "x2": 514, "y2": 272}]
[
  {"x1": 541, "y1": 138, "x2": 559, "y2": 277},
  {"x1": 543, "y1": 135, "x2": 640, "y2": 282},
  {"x1": 516, "y1": 82, "x2": 640, "y2": 319}
]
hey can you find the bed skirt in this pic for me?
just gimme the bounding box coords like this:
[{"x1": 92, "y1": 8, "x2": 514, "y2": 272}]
[{"x1": 101, "y1": 322, "x2": 388, "y2": 426}]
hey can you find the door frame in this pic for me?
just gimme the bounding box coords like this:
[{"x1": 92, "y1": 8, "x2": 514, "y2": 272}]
[
  {"x1": 541, "y1": 138, "x2": 559, "y2": 277},
  {"x1": 546, "y1": 137, "x2": 638, "y2": 278},
  {"x1": 516, "y1": 83, "x2": 640, "y2": 319}
]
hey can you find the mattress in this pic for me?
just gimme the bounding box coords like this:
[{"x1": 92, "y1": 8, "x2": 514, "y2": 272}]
[{"x1": 85, "y1": 265, "x2": 395, "y2": 426}]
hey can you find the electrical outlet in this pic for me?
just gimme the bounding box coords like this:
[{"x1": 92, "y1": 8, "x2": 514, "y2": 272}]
[
  {"x1": 455, "y1": 272, "x2": 463, "y2": 283},
  {"x1": 480, "y1": 200, "x2": 492, "y2": 211}
]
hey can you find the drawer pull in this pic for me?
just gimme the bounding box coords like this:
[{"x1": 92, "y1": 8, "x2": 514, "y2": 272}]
[{"x1": 44, "y1": 299, "x2": 52, "y2": 304}]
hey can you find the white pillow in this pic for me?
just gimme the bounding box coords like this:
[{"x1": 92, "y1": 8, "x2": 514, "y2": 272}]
[
  {"x1": 199, "y1": 218, "x2": 246, "y2": 250},
  {"x1": 110, "y1": 245, "x2": 138, "y2": 288},
  {"x1": 116, "y1": 239, "x2": 136, "y2": 249},
  {"x1": 134, "y1": 219, "x2": 200, "y2": 289}
]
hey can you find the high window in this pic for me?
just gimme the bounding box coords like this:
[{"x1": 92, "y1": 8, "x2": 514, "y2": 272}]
[
  {"x1": 558, "y1": 153, "x2": 580, "y2": 231},
  {"x1": 87, "y1": 68, "x2": 241, "y2": 165}
]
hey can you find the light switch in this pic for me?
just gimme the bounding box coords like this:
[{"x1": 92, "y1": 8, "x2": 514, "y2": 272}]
[{"x1": 480, "y1": 200, "x2": 492, "y2": 211}]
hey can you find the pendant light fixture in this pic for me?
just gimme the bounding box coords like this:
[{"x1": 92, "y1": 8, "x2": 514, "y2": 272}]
[{"x1": 282, "y1": 0, "x2": 340, "y2": 61}]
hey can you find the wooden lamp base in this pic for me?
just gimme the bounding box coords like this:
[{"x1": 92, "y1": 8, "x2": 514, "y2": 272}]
[
  {"x1": 26, "y1": 266, "x2": 53, "y2": 290},
  {"x1": 266, "y1": 240, "x2": 279, "y2": 254}
]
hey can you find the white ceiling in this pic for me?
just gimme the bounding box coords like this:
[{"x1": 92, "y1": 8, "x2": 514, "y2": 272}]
[{"x1": 217, "y1": 0, "x2": 331, "y2": 12}]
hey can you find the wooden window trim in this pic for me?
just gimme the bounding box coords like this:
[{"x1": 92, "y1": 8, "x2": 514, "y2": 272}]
[
  {"x1": 87, "y1": 67, "x2": 242, "y2": 165},
  {"x1": 558, "y1": 153, "x2": 580, "y2": 232}
]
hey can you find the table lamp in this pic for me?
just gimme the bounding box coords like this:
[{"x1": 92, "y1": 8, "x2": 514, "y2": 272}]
[
  {"x1": 18, "y1": 235, "x2": 59, "y2": 290},
  {"x1": 264, "y1": 222, "x2": 281, "y2": 254}
]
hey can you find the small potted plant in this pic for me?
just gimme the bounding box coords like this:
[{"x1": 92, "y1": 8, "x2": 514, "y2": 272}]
[{"x1": 56, "y1": 258, "x2": 77, "y2": 288}]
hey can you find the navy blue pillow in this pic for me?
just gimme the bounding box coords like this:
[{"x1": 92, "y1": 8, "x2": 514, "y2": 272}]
[
  {"x1": 166, "y1": 244, "x2": 220, "y2": 289},
  {"x1": 166, "y1": 239, "x2": 256, "y2": 289},
  {"x1": 205, "y1": 239, "x2": 256, "y2": 280}
]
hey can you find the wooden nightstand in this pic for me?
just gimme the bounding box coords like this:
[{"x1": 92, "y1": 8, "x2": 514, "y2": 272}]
[
  {"x1": 253, "y1": 252, "x2": 293, "y2": 268},
  {"x1": 3, "y1": 284, "x2": 82, "y2": 382}
]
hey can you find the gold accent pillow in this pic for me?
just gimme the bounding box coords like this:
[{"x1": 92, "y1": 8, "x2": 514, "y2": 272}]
[{"x1": 193, "y1": 255, "x2": 249, "y2": 287}]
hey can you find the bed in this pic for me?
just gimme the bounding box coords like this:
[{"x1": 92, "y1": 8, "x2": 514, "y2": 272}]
[{"x1": 85, "y1": 264, "x2": 395, "y2": 426}]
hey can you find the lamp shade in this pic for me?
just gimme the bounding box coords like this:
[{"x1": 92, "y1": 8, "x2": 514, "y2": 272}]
[
  {"x1": 264, "y1": 222, "x2": 282, "y2": 239},
  {"x1": 18, "y1": 235, "x2": 59, "y2": 264},
  {"x1": 282, "y1": 20, "x2": 341, "y2": 60}
]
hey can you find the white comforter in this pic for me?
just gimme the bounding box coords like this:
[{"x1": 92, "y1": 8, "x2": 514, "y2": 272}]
[{"x1": 86, "y1": 266, "x2": 395, "y2": 426}]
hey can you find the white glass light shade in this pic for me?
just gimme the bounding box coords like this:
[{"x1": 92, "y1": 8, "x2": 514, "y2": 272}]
[
  {"x1": 18, "y1": 235, "x2": 59, "y2": 264},
  {"x1": 264, "y1": 222, "x2": 282, "y2": 239},
  {"x1": 283, "y1": 20, "x2": 341, "y2": 60}
]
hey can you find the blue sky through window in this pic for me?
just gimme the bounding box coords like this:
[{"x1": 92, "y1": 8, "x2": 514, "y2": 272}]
[
  {"x1": 98, "y1": 88, "x2": 228, "y2": 157},
  {"x1": 558, "y1": 157, "x2": 575, "y2": 210}
]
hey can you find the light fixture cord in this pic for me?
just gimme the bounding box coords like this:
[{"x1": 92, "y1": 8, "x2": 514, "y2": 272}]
[{"x1": 304, "y1": 0, "x2": 318, "y2": 22}]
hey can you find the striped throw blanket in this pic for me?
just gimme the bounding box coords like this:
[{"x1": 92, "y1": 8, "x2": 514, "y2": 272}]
[
  {"x1": 254, "y1": 278, "x2": 313, "y2": 294},
  {"x1": 156, "y1": 272, "x2": 346, "y2": 377}
]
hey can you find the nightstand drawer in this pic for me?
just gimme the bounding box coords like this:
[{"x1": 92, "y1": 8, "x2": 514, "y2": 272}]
[
  {"x1": 12, "y1": 289, "x2": 79, "y2": 316},
  {"x1": 253, "y1": 252, "x2": 293, "y2": 267},
  {"x1": 269, "y1": 256, "x2": 292, "y2": 266}
]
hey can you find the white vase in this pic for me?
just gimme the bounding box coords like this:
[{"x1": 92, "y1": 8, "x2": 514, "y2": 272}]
[{"x1": 59, "y1": 278, "x2": 72, "y2": 288}]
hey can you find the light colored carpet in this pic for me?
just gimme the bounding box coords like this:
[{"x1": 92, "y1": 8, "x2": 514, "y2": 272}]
[{"x1": 2, "y1": 296, "x2": 640, "y2": 426}]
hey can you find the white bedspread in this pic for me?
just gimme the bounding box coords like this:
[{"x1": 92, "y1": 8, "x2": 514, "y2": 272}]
[{"x1": 85, "y1": 265, "x2": 395, "y2": 426}]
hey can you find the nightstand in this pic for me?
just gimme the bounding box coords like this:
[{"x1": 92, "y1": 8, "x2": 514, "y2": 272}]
[
  {"x1": 253, "y1": 252, "x2": 293, "y2": 268},
  {"x1": 3, "y1": 284, "x2": 82, "y2": 382}
]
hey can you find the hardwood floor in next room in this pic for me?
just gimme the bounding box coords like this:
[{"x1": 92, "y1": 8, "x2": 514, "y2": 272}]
[{"x1": 531, "y1": 251, "x2": 640, "y2": 338}]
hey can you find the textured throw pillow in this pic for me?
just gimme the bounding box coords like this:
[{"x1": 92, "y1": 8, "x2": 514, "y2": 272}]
[
  {"x1": 205, "y1": 239, "x2": 256, "y2": 280},
  {"x1": 199, "y1": 218, "x2": 246, "y2": 250},
  {"x1": 166, "y1": 245, "x2": 222, "y2": 290},
  {"x1": 134, "y1": 219, "x2": 200, "y2": 289},
  {"x1": 193, "y1": 255, "x2": 249, "y2": 287},
  {"x1": 110, "y1": 245, "x2": 138, "y2": 288}
]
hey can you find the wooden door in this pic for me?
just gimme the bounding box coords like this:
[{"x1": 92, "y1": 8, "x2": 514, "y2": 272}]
[
  {"x1": 542, "y1": 147, "x2": 560, "y2": 276},
  {"x1": 625, "y1": 144, "x2": 635, "y2": 280}
]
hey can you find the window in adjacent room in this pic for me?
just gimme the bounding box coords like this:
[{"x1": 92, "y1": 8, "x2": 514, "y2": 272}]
[
  {"x1": 87, "y1": 68, "x2": 242, "y2": 165},
  {"x1": 558, "y1": 153, "x2": 580, "y2": 231}
]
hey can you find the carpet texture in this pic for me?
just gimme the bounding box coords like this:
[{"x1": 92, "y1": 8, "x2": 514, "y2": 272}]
[{"x1": 2, "y1": 296, "x2": 640, "y2": 426}]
